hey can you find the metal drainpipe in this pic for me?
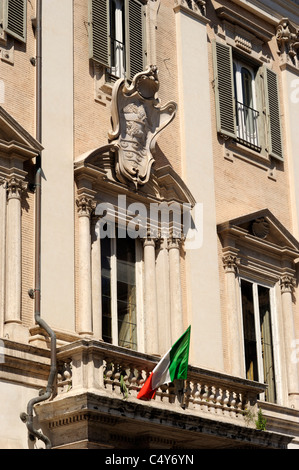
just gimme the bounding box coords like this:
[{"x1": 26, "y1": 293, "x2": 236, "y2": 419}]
[{"x1": 20, "y1": 0, "x2": 57, "y2": 449}]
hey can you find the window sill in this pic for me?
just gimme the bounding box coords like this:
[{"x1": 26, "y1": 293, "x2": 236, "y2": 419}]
[{"x1": 223, "y1": 138, "x2": 277, "y2": 181}]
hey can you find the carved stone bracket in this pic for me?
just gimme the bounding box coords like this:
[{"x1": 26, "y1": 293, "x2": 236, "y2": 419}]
[
  {"x1": 276, "y1": 18, "x2": 299, "y2": 68},
  {"x1": 280, "y1": 274, "x2": 296, "y2": 294}
]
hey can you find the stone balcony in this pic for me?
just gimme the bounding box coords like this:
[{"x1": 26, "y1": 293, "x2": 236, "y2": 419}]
[{"x1": 33, "y1": 339, "x2": 293, "y2": 449}]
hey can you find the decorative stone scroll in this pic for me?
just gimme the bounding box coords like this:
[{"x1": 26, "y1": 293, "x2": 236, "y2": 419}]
[{"x1": 108, "y1": 65, "x2": 177, "y2": 188}]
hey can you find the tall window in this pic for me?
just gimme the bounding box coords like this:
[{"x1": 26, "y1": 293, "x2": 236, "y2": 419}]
[
  {"x1": 240, "y1": 279, "x2": 276, "y2": 403},
  {"x1": 233, "y1": 61, "x2": 259, "y2": 150},
  {"x1": 110, "y1": 0, "x2": 126, "y2": 79},
  {"x1": 101, "y1": 236, "x2": 137, "y2": 350},
  {"x1": 89, "y1": 0, "x2": 145, "y2": 80},
  {"x1": 212, "y1": 41, "x2": 283, "y2": 160}
]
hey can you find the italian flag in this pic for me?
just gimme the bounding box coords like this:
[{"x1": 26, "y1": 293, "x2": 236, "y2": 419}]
[{"x1": 137, "y1": 326, "x2": 191, "y2": 400}]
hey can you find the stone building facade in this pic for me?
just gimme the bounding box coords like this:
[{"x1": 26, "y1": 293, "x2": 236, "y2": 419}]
[{"x1": 0, "y1": 0, "x2": 299, "y2": 449}]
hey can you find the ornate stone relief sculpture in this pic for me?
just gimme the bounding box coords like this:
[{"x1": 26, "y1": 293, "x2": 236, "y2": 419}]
[
  {"x1": 276, "y1": 18, "x2": 299, "y2": 68},
  {"x1": 108, "y1": 65, "x2": 177, "y2": 188}
]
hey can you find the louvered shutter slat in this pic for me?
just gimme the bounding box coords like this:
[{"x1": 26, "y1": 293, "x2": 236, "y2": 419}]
[
  {"x1": 212, "y1": 41, "x2": 236, "y2": 139},
  {"x1": 4, "y1": 0, "x2": 26, "y2": 43},
  {"x1": 89, "y1": 0, "x2": 109, "y2": 67},
  {"x1": 265, "y1": 68, "x2": 283, "y2": 160},
  {"x1": 127, "y1": 0, "x2": 144, "y2": 80}
]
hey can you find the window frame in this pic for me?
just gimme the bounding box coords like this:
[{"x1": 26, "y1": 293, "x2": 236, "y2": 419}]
[
  {"x1": 239, "y1": 275, "x2": 281, "y2": 403},
  {"x1": 101, "y1": 232, "x2": 144, "y2": 351},
  {"x1": 233, "y1": 59, "x2": 260, "y2": 150},
  {"x1": 89, "y1": 0, "x2": 146, "y2": 81},
  {"x1": 212, "y1": 40, "x2": 283, "y2": 161}
]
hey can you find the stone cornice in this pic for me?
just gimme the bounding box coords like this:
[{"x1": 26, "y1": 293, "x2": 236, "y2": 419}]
[{"x1": 215, "y1": 5, "x2": 274, "y2": 42}]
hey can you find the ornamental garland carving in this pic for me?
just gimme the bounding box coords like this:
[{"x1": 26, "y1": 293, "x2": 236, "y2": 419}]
[{"x1": 108, "y1": 65, "x2": 177, "y2": 188}]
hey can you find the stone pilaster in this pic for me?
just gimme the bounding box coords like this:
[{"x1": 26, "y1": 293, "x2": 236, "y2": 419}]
[
  {"x1": 0, "y1": 177, "x2": 6, "y2": 337},
  {"x1": 76, "y1": 189, "x2": 96, "y2": 336},
  {"x1": 167, "y1": 236, "x2": 184, "y2": 343},
  {"x1": 4, "y1": 174, "x2": 28, "y2": 341},
  {"x1": 143, "y1": 236, "x2": 159, "y2": 355},
  {"x1": 222, "y1": 251, "x2": 244, "y2": 377},
  {"x1": 280, "y1": 273, "x2": 299, "y2": 409}
]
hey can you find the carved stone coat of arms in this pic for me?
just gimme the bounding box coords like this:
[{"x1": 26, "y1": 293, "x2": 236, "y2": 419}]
[{"x1": 108, "y1": 66, "x2": 177, "y2": 188}]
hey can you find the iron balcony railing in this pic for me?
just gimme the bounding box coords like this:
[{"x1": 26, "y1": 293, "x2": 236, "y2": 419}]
[
  {"x1": 235, "y1": 100, "x2": 261, "y2": 152},
  {"x1": 108, "y1": 36, "x2": 126, "y2": 81}
]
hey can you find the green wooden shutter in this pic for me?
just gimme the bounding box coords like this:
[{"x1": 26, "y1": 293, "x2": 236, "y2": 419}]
[
  {"x1": 125, "y1": 0, "x2": 145, "y2": 80},
  {"x1": 264, "y1": 67, "x2": 283, "y2": 161},
  {"x1": 3, "y1": 0, "x2": 27, "y2": 43},
  {"x1": 89, "y1": 0, "x2": 110, "y2": 67},
  {"x1": 212, "y1": 41, "x2": 236, "y2": 139}
]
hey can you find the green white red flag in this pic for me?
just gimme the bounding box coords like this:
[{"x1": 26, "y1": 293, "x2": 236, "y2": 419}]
[{"x1": 137, "y1": 326, "x2": 191, "y2": 400}]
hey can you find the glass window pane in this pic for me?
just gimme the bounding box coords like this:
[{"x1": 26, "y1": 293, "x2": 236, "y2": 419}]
[
  {"x1": 101, "y1": 237, "x2": 112, "y2": 344},
  {"x1": 258, "y1": 285, "x2": 276, "y2": 403},
  {"x1": 241, "y1": 67, "x2": 253, "y2": 108},
  {"x1": 117, "y1": 237, "x2": 137, "y2": 350},
  {"x1": 241, "y1": 280, "x2": 258, "y2": 381}
]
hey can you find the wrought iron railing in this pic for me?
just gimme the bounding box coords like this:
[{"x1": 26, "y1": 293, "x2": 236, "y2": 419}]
[
  {"x1": 235, "y1": 100, "x2": 261, "y2": 152},
  {"x1": 108, "y1": 37, "x2": 126, "y2": 81}
]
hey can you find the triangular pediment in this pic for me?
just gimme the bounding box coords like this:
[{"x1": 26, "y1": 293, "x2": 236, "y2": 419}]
[
  {"x1": 0, "y1": 106, "x2": 43, "y2": 159},
  {"x1": 217, "y1": 209, "x2": 299, "y2": 254}
]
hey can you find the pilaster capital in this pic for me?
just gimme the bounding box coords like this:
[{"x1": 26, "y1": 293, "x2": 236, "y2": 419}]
[
  {"x1": 76, "y1": 190, "x2": 96, "y2": 218},
  {"x1": 167, "y1": 235, "x2": 184, "y2": 251},
  {"x1": 6, "y1": 175, "x2": 27, "y2": 200},
  {"x1": 276, "y1": 18, "x2": 299, "y2": 68},
  {"x1": 222, "y1": 253, "x2": 240, "y2": 274},
  {"x1": 280, "y1": 274, "x2": 296, "y2": 294}
]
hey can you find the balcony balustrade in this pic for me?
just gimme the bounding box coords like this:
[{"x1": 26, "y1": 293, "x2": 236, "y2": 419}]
[{"x1": 55, "y1": 339, "x2": 266, "y2": 428}]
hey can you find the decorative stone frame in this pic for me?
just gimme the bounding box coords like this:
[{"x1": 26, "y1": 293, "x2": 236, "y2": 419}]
[
  {"x1": 0, "y1": 106, "x2": 42, "y2": 342},
  {"x1": 74, "y1": 144, "x2": 195, "y2": 356},
  {"x1": 218, "y1": 209, "x2": 299, "y2": 409}
]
